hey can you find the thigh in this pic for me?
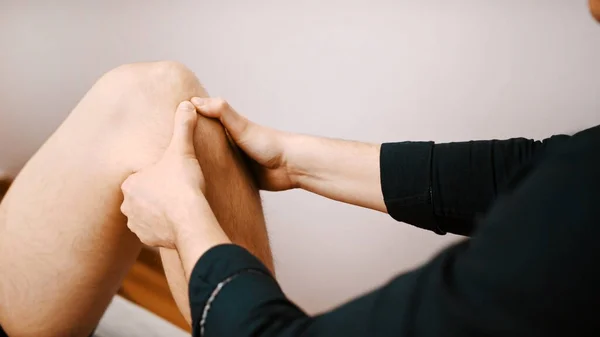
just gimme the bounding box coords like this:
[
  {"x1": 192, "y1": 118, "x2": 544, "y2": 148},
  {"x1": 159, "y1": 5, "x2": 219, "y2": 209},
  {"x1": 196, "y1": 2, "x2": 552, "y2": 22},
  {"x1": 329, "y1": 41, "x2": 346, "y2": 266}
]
[{"x1": 0, "y1": 61, "x2": 206, "y2": 336}]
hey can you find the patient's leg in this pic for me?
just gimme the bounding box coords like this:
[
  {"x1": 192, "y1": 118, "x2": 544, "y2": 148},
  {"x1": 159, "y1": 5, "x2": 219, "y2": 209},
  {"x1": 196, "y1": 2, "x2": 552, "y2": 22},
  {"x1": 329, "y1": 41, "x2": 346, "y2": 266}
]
[
  {"x1": 0, "y1": 61, "x2": 272, "y2": 336},
  {"x1": 0, "y1": 175, "x2": 10, "y2": 201}
]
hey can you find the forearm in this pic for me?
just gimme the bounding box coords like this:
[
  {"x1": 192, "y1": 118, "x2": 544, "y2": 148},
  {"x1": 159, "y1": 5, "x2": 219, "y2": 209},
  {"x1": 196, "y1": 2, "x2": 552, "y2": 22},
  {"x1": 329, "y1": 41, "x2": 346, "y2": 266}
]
[
  {"x1": 285, "y1": 134, "x2": 386, "y2": 212},
  {"x1": 175, "y1": 197, "x2": 231, "y2": 281},
  {"x1": 186, "y1": 126, "x2": 600, "y2": 336},
  {"x1": 283, "y1": 131, "x2": 572, "y2": 235}
]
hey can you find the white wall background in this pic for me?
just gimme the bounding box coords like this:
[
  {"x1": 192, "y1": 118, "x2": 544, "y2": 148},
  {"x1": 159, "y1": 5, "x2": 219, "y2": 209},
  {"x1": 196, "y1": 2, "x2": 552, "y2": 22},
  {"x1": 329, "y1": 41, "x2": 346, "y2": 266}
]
[{"x1": 1, "y1": 0, "x2": 599, "y2": 314}]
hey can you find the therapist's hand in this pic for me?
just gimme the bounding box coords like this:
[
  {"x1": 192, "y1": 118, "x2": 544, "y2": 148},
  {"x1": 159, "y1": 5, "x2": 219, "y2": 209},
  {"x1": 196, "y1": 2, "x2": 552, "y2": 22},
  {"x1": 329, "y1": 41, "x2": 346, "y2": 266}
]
[
  {"x1": 120, "y1": 101, "x2": 228, "y2": 249},
  {"x1": 191, "y1": 97, "x2": 297, "y2": 191},
  {"x1": 192, "y1": 97, "x2": 385, "y2": 213}
]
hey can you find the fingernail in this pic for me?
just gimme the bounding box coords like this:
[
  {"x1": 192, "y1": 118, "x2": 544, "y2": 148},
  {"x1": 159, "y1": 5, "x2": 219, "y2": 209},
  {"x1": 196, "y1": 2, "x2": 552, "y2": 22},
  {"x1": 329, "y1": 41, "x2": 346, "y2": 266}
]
[
  {"x1": 178, "y1": 101, "x2": 194, "y2": 111},
  {"x1": 191, "y1": 97, "x2": 205, "y2": 106}
]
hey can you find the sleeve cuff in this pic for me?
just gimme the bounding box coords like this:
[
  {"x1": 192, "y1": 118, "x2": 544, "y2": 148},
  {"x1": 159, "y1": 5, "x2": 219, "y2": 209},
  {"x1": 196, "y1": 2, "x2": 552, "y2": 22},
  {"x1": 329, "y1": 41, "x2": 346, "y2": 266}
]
[
  {"x1": 380, "y1": 142, "x2": 444, "y2": 234},
  {"x1": 188, "y1": 244, "x2": 274, "y2": 336}
]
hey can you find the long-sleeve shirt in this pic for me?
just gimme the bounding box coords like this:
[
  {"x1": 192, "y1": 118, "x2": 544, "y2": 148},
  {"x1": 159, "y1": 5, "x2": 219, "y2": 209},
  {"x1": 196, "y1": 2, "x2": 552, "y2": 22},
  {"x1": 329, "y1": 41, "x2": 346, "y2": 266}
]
[{"x1": 188, "y1": 125, "x2": 600, "y2": 337}]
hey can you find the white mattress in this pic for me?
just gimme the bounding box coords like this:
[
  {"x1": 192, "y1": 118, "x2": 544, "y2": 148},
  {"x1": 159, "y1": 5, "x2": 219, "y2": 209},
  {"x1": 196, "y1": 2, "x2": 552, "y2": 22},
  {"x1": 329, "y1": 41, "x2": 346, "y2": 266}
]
[{"x1": 94, "y1": 296, "x2": 188, "y2": 337}]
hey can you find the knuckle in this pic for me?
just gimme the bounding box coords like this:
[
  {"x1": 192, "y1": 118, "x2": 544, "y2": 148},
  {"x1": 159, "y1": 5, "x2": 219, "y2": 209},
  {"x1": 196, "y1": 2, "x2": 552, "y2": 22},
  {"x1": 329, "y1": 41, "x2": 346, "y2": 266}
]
[
  {"x1": 213, "y1": 98, "x2": 230, "y2": 111},
  {"x1": 121, "y1": 174, "x2": 139, "y2": 193},
  {"x1": 121, "y1": 179, "x2": 131, "y2": 192},
  {"x1": 120, "y1": 202, "x2": 128, "y2": 215}
]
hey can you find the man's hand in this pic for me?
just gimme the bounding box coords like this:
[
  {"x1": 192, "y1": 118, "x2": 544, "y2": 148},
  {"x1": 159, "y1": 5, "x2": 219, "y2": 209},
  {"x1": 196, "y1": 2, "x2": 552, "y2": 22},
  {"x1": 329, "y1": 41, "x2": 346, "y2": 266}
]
[
  {"x1": 192, "y1": 97, "x2": 386, "y2": 212},
  {"x1": 191, "y1": 97, "x2": 296, "y2": 191},
  {"x1": 120, "y1": 101, "x2": 228, "y2": 250}
]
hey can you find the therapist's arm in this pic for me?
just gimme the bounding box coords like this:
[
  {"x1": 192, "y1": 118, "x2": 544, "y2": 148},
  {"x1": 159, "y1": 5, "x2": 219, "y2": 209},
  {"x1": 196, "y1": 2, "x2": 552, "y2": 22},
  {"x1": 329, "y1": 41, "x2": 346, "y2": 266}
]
[
  {"x1": 287, "y1": 134, "x2": 571, "y2": 236},
  {"x1": 380, "y1": 135, "x2": 571, "y2": 236},
  {"x1": 186, "y1": 128, "x2": 599, "y2": 336},
  {"x1": 191, "y1": 97, "x2": 573, "y2": 237}
]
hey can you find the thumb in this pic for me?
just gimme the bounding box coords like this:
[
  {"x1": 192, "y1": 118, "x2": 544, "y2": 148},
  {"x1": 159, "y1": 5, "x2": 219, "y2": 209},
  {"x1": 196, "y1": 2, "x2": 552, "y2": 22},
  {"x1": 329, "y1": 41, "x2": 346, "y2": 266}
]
[
  {"x1": 167, "y1": 101, "x2": 198, "y2": 156},
  {"x1": 191, "y1": 97, "x2": 252, "y2": 143}
]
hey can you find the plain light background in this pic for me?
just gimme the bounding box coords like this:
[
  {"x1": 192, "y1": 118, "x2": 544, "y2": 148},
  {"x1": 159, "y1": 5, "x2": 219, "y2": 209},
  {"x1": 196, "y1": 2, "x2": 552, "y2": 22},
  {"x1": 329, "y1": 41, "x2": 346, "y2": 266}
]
[{"x1": 1, "y1": 0, "x2": 599, "y2": 314}]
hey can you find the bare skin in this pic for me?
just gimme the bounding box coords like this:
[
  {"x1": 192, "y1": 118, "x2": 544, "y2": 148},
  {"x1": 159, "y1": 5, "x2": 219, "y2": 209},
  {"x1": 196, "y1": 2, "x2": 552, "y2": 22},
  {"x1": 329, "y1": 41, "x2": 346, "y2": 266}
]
[
  {"x1": 0, "y1": 61, "x2": 272, "y2": 336},
  {"x1": 190, "y1": 97, "x2": 384, "y2": 212},
  {"x1": 121, "y1": 101, "x2": 231, "y2": 280},
  {"x1": 0, "y1": 176, "x2": 10, "y2": 202},
  {"x1": 591, "y1": 0, "x2": 600, "y2": 22},
  {"x1": 0, "y1": 2, "x2": 597, "y2": 336}
]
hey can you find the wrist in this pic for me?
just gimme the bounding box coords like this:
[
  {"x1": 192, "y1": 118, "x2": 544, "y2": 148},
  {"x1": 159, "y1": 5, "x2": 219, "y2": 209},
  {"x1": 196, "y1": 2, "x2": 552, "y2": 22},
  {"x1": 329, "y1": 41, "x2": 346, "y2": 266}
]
[
  {"x1": 173, "y1": 197, "x2": 231, "y2": 279},
  {"x1": 173, "y1": 195, "x2": 227, "y2": 247},
  {"x1": 175, "y1": 225, "x2": 230, "y2": 262},
  {"x1": 169, "y1": 191, "x2": 208, "y2": 229},
  {"x1": 281, "y1": 133, "x2": 313, "y2": 189}
]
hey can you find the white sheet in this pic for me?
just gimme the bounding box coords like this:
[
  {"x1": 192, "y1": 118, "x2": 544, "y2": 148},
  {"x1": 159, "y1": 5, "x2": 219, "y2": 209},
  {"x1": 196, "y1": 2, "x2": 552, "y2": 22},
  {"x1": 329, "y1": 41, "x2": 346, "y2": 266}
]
[{"x1": 94, "y1": 296, "x2": 188, "y2": 337}]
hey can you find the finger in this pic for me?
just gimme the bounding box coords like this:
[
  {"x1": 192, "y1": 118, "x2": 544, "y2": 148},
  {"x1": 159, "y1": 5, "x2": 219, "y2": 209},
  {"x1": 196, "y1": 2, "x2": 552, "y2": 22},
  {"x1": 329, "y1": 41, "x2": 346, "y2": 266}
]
[
  {"x1": 191, "y1": 97, "x2": 253, "y2": 143},
  {"x1": 120, "y1": 178, "x2": 131, "y2": 216},
  {"x1": 125, "y1": 221, "x2": 146, "y2": 245},
  {"x1": 120, "y1": 176, "x2": 133, "y2": 194},
  {"x1": 120, "y1": 201, "x2": 128, "y2": 217},
  {"x1": 168, "y1": 101, "x2": 198, "y2": 156},
  {"x1": 125, "y1": 220, "x2": 135, "y2": 233}
]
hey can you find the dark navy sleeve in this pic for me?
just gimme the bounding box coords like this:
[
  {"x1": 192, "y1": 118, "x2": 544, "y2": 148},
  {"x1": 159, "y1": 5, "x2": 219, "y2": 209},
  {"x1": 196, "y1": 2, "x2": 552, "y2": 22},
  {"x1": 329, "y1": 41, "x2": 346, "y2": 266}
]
[
  {"x1": 380, "y1": 135, "x2": 569, "y2": 235},
  {"x1": 188, "y1": 126, "x2": 599, "y2": 337}
]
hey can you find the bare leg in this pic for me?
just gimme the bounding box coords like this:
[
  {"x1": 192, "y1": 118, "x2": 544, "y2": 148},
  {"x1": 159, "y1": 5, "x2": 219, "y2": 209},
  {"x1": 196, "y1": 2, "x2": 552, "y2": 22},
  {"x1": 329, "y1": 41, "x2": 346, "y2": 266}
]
[
  {"x1": 0, "y1": 61, "x2": 272, "y2": 336},
  {"x1": 160, "y1": 88, "x2": 274, "y2": 324},
  {"x1": 0, "y1": 175, "x2": 10, "y2": 202}
]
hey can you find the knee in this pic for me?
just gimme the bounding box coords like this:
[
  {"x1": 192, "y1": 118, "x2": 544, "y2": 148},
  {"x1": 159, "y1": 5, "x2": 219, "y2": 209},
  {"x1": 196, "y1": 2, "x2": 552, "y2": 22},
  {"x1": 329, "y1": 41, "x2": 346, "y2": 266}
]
[
  {"x1": 80, "y1": 60, "x2": 205, "y2": 122},
  {"x1": 111, "y1": 61, "x2": 198, "y2": 85},
  {"x1": 107, "y1": 61, "x2": 223, "y2": 139},
  {"x1": 67, "y1": 61, "x2": 209, "y2": 171},
  {"x1": 100, "y1": 61, "x2": 203, "y2": 99},
  {"x1": 93, "y1": 60, "x2": 205, "y2": 125}
]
